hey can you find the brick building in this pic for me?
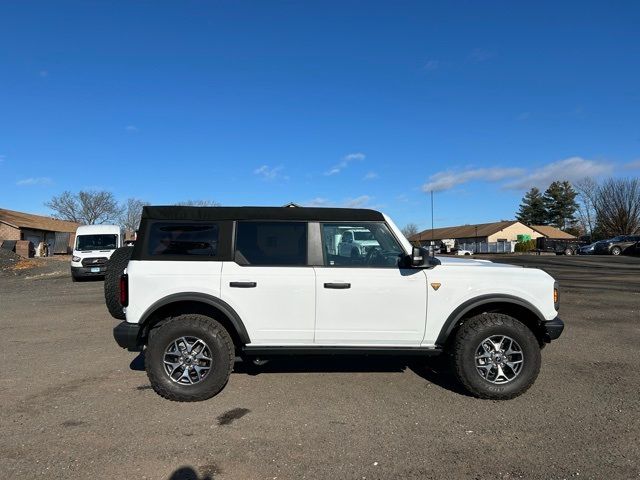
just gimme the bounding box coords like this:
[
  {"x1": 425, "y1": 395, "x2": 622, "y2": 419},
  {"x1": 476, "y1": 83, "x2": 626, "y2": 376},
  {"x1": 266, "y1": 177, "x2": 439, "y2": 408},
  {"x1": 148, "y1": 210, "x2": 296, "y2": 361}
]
[{"x1": 0, "y1": 208, "x2": 80, "y2": 255}]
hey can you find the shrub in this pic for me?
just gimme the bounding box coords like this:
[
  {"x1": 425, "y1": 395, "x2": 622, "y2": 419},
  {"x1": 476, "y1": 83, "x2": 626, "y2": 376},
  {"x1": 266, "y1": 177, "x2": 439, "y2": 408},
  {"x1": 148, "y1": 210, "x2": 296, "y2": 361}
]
[{"x1": 514, "y1": 239, "x2": 536, "y2": 252}]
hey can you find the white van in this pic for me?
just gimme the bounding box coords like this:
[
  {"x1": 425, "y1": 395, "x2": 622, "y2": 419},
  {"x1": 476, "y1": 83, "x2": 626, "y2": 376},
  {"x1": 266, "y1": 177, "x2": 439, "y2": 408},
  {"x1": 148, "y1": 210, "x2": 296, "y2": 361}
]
[{"x1": 71, "y1": 224, "x2": 122, "y2": 281}]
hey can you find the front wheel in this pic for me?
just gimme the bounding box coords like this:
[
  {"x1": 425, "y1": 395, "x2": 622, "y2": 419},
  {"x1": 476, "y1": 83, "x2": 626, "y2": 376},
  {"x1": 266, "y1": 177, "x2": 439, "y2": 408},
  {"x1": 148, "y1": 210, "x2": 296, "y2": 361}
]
[
  {"x1": 564, "y1": 248, "x2": 573, "y2": 255},
  {"x1": 451, "y1": 313, "x2": 541, "y2": 400},
  {"x1": 145, "y1": 314, "x2": 235, "y2": 402},
  {"x1": 610, "y1": 246, "x2": 622, "y2": 256}
]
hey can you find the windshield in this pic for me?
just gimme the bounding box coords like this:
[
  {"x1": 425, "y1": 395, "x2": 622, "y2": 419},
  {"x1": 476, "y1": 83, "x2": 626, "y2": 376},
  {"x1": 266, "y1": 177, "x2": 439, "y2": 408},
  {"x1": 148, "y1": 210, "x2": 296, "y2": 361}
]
[
  {"x1": 609, "y1": 236, "x2": 625, "y2": 242},
  {"x1": 353, "y1": 231, "x2": 376, "y2": 241},
  {"x1": 76, "y1": 234, "x2": 118, "y2": 251}
]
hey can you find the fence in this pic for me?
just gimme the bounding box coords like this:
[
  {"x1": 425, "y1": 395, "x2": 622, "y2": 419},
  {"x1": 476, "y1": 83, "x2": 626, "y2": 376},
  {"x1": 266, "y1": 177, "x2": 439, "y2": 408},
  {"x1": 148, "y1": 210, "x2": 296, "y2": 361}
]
[{"x1": 458, "y1": 241, "x2": 516, "y2": 254}]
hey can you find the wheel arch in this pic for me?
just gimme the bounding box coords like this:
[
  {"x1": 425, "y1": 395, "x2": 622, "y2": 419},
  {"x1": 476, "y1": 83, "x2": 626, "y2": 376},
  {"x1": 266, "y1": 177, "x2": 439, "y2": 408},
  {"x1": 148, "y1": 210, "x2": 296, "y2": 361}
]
[
  {"x1": 139, "y1": 293, "x2": 251, "y2": 348},
  {"x1": 435, "y1": 295, "x2": 547, "y2": 347}
]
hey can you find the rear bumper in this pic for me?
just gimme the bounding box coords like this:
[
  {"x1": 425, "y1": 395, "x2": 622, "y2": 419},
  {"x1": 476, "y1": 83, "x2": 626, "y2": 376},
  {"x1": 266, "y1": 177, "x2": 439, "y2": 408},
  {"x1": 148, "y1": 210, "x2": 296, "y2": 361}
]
[
  {"x1": 71, "y1": 266, "x2": 106, "y2": 278},
  {"x1": 113, "y1": 322, "x2": 143, "y2": 351},
  {"x1": 541, "y1": 317, "x2": 564, "y2": 342}
]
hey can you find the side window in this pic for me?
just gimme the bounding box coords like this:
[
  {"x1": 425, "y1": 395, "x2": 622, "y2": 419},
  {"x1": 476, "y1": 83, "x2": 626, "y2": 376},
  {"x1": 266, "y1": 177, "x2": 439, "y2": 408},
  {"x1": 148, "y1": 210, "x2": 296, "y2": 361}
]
[
  {"x1": 321, "y1": 223, "x2": 404, "y2": 267},
  {"x1": 235, "y1": 221, "x2": 307, "y2": 266},
  {"x1": 148, "y1": 223, "x2": 219, "y2": 256}
]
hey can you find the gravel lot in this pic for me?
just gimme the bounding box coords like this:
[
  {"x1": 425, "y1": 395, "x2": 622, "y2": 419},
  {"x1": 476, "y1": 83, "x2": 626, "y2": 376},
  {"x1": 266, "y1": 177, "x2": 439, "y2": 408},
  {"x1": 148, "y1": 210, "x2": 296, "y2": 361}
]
[{"x1": 1, "y1": 255, "x2": 639, "y2": 479}]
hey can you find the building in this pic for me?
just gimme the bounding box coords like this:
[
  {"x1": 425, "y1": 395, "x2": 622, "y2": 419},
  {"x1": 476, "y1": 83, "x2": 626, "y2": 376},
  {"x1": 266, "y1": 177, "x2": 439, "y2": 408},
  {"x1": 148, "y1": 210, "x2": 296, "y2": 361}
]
[
  {"x1": 0, "y1": 208, "x2": 80, "y2": 254},
  {"x1": 529, "y1": 225, "x2": 576, "y2": 239},
  {"x1": 409, "y1": 220, "x2": 540, "y2": 246},
  {"x1": 409, "y1": 220, "x2": 576, "y2": 247}
]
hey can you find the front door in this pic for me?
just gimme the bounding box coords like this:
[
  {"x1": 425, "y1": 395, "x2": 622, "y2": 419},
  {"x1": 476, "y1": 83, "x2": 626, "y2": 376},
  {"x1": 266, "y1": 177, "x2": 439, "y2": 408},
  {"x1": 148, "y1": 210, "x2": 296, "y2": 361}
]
[
  {"x1": 220, "y1": 221, "x2": 315, "y2": 345},
  {"x1": 314, "y1": 222, "x2": 428, "y2": 345}
]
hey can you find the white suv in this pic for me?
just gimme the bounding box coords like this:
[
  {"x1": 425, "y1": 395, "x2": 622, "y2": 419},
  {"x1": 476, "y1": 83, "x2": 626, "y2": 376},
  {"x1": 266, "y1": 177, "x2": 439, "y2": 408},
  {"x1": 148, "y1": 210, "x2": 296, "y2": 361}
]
[{"x1": 111, "y1": 206, "x2": 564, "y2": 402}]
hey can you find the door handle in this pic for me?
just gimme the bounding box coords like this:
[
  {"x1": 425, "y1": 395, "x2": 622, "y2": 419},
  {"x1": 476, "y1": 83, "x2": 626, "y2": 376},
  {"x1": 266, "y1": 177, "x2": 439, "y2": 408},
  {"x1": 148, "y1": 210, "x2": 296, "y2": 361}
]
[
  {"x1": 324, "y1": 282, "x2": 351, "y2": 289},
  {"x1": 229, "y1": 281, "x2": 257, "y2": 288}
]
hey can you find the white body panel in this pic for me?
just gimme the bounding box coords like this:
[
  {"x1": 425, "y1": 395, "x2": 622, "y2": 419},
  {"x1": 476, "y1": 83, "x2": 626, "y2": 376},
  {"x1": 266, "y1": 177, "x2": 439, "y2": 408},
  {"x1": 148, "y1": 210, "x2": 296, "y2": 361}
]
[
  {"x1": 314, "y1": 267, "x2": 428, "y2": 345},
  {"x1": 219, "y1": 262, "x2": 316, "y2": 345},
  {"x1": 422, "y1": 261, "x2": 556, "y2": 346},
  {"x1": 125, "y1": 260, "x2": 223, "y2": 324}
]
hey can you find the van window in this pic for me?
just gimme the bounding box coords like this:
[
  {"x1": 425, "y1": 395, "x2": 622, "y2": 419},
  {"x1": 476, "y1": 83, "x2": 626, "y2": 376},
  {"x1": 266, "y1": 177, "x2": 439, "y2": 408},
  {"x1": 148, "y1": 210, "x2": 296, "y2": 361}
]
[
  {"x1": 235, "y1": 221, "x2": 307, "y2": 266},
  {"x1": 148, "y1": 223, "x2": 219, "y2": 256},
  {"x1": 76, "y1": 234, "x2": 118, "y2": 251}
]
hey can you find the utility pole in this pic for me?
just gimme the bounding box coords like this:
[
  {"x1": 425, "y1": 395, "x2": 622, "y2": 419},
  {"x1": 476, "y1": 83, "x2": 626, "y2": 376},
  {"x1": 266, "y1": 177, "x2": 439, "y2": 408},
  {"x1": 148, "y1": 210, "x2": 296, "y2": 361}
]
[{"x1": 430, "y1": 190, "x2": 435, "y2": 256}]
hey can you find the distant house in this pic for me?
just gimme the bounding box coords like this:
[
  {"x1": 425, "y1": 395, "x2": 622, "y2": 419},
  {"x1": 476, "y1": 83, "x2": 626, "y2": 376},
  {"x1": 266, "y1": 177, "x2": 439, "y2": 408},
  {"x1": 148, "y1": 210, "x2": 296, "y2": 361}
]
[
  {"x1": 529, "y1": 225, "x2": 576, "y2": 239},
  {"x1": 409, "y1": 220, "x2": 541, "y2": 246},
  {"x1": 0, "y1": 208, "x2": 80, "y2": 254},
  {"x1": 409, "y1": 220, "x2": 576, "y2": 246}
]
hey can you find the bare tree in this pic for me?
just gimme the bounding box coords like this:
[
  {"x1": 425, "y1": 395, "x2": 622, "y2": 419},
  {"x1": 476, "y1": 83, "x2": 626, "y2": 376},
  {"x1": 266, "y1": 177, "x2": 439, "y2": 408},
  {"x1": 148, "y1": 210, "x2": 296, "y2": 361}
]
[
  {"x1": 120, "y1": 198, "x2": 148, "y2": 233},
  {"x1": 46, "y1": 190, "x2": 124, "y2": 225},
  {"x1": 574, "y1": 177, "x2": 598, "y2": 237},
  {"x1": 177, "y1": 200, "x2": 220, "y2": 206},
  {"x1": 401, "y1": 223, "x2": 419, "y2": 239},
  {"x1": 594, "y1": 178, "x2": 640, "y2": 236}
]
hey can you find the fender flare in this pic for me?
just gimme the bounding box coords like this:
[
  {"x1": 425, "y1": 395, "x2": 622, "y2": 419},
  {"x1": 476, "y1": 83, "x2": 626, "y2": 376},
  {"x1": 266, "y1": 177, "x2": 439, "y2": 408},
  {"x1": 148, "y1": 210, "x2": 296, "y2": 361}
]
[
  {"x1": 139, "y1": 292, "x2": 251, "y2": 344},
  {"x1": 435, "y1": 294, "x2": 546, "y2": 346}
]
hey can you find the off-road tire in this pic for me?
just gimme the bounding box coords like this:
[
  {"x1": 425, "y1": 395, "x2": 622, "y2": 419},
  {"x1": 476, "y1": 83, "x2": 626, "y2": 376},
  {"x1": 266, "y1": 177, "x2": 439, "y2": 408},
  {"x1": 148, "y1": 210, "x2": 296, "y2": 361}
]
[
  {"x1": 145, "y1": 314, "x2": 235, "y2": 402},
  {"x1": 610, "y1": 246, "x2": 622, "y2": 256},
  {"x1": 104, "y1": 246, "x2": 133, "y2": 320},
  {"x1": 452, "y1": 313, "x2": 541, "y2": 400}
]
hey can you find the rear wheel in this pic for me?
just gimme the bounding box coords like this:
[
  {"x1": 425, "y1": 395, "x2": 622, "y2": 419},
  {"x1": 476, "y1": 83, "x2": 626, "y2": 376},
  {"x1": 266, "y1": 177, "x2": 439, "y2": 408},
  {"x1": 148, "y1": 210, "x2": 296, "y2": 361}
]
[
  {"x1": 145, "y1": 314, "x2": 235, "y2": 402},
  {"x1": 564, "y1": 248, "x2": 573, "y2": 255},
  {"x1": 451, "y1": 313, "x2": 541, "y2": 400},
  {"x1": 610, "y1": 246, "x2": 622, "y2": 256},
  {"x1": 104, "y1": 247, "x2": 133, "y2": 319}
]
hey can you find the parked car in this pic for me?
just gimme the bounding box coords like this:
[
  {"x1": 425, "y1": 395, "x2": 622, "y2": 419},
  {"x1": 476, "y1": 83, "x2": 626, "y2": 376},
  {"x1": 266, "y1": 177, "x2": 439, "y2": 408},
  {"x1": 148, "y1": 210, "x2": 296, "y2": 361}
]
[
  {"x1": 70, "y1": 224, "x2": 123, "y2": 281},
  {"x1": 577, "y1": 243, "x2": 597, "y2": 255},
  {"x1": 535, "y1": 237, "x2": 586, "y2": 256},
  {"x1": 111, "y1": 206, "x2": 564, "y2": 402},
  {"x1": 593, "y1": 235, "x2": 640, "y2": 256},
  {"x1": 337, "y1": 228, "x2": 380, "y2": 258},
  {"x1": 455, "y1": 249, "x2": 473, "y2": 256}
]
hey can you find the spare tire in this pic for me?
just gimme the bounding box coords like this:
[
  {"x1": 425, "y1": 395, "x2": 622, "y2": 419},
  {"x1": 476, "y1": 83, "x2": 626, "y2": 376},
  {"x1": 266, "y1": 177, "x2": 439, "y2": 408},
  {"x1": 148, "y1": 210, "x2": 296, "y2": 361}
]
[{"x1": 104, "y1": 246, "x2": 133, "y2": 320}]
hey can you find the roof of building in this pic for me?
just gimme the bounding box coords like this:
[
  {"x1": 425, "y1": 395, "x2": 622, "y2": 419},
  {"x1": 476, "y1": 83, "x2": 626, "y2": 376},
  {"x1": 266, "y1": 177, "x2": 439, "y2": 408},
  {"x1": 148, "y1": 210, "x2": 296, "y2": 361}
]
[
  {"x1": 410, "y1": 220, "x2": 520, "y2": 241},
  {"x1": 529, "y1": 225, "x2": 576, "y2": 239},
  {"x1": 141, "y1": 205, "x2": 385, "y2": 222},
  {"x1": 0, "y1": 208, "x2": 80, "y2": 233}
]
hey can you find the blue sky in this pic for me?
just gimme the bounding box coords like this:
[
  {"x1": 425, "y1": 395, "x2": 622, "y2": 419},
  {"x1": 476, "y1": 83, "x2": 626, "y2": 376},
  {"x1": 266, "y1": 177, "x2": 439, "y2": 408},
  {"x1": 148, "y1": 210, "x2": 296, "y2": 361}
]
[{"x1": 1, "y1": 1, "x2": 639, "y2": 230}]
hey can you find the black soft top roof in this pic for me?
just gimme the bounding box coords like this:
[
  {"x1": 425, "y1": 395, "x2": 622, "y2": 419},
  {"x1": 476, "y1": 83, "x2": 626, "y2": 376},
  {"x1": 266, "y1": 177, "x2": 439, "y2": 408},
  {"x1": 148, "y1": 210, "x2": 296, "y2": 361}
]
[{"x1": 141, "y1": 206, "x2": 385, "y2": 222}]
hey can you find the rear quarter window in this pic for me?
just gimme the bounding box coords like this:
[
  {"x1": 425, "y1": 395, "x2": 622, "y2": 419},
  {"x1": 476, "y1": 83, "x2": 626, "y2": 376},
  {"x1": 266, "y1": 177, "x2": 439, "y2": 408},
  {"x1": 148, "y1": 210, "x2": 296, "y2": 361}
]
[{"x1": 148, "y1": 223, "x2": 219, "y2": 256}]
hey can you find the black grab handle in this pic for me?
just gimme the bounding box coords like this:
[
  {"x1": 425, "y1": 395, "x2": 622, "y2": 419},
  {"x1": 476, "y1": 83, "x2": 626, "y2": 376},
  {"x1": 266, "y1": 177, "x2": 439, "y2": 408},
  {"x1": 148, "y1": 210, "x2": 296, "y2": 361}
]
[
  {"x1": 324, "y1": 282, "x2": 351, "y2": 289},
  {"x1": 229, "y1": 281, "x2": 257, "y2": 288}
]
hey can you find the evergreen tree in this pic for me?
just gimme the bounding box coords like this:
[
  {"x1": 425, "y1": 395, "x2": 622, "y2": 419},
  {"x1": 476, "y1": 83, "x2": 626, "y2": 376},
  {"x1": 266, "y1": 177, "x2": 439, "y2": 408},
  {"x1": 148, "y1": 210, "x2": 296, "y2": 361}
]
[
  {"x1": 543, "y1": 181, "x2": 578, "y2": 230},
  {"x1": 516, "y1": 187, "x2": 547, "y2": 225}
]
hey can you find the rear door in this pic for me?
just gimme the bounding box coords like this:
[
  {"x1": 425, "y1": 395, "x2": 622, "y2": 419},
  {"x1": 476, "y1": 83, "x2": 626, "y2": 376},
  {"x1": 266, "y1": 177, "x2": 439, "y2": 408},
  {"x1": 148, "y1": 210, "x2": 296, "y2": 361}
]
[
  {"x1": 313, "y1": 222, "x2": 428, "y2": 346},
  {"x1": 220, "y1": 221, "x2": 316, "y2": 345}
]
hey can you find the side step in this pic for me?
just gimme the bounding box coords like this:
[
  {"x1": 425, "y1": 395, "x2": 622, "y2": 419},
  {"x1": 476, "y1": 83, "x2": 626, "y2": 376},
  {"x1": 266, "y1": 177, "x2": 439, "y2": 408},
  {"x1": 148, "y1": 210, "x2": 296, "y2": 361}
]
[{"x1": 242, "y1": 346, "x2": 443, "y2": 356}]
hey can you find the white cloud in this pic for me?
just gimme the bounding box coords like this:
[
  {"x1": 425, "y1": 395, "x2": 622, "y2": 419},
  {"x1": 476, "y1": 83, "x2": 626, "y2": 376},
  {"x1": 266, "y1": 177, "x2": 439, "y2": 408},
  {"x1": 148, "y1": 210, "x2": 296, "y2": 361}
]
[
  {"x1": 253, "y1": 165, "x2": 287, "y2": 181},
  {"x1": 325, "y1": 152, "x2": 366, "y2": 176},
  {"x1": 363, "y1": 171, "x2": 378, "y2": 180},
  {"x1": 305, "y1": 197, "x2": 331, "y2": 207},
  {"x1": 422, "y1": 167, "x2": 524, "y2": 192},
  {"x1": 125, "y1": 125, "x2": 138, "y2": 132},
  {"x1": 303, "y1": 194, "x2": 374, "y2": 208},
  {"x1": 343, "y1": 195, "x2": 372, "y2": 208},
  {"x1": 468, "y1": 48, "x2": 495, "y2": 63},
  {"x1": 16, "y1": 177, "x2": 52, "y2": 186},
  {"x1": 423, "y1": 60, "x2": 439, "y2": 71},
  {"x1": 624, "y1": 159, "x2": 640, "y2": 170},
  {"x1": 503, "y1": 157, "x2": 613, "y2": 190}
]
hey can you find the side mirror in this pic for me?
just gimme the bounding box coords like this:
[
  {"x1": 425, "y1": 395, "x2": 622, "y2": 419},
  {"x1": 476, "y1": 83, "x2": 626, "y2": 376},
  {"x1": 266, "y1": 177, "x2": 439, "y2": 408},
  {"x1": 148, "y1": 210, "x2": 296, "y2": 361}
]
[{"x1": 410, "y1": 246, "x2": 425, "y2": 267}]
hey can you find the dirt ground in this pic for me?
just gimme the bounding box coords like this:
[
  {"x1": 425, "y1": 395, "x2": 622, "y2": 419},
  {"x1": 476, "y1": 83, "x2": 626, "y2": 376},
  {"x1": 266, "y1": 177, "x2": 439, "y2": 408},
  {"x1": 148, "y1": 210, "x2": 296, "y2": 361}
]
[{"x1": 1, "y1": 254, "x2": 639, "y2": 479}]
